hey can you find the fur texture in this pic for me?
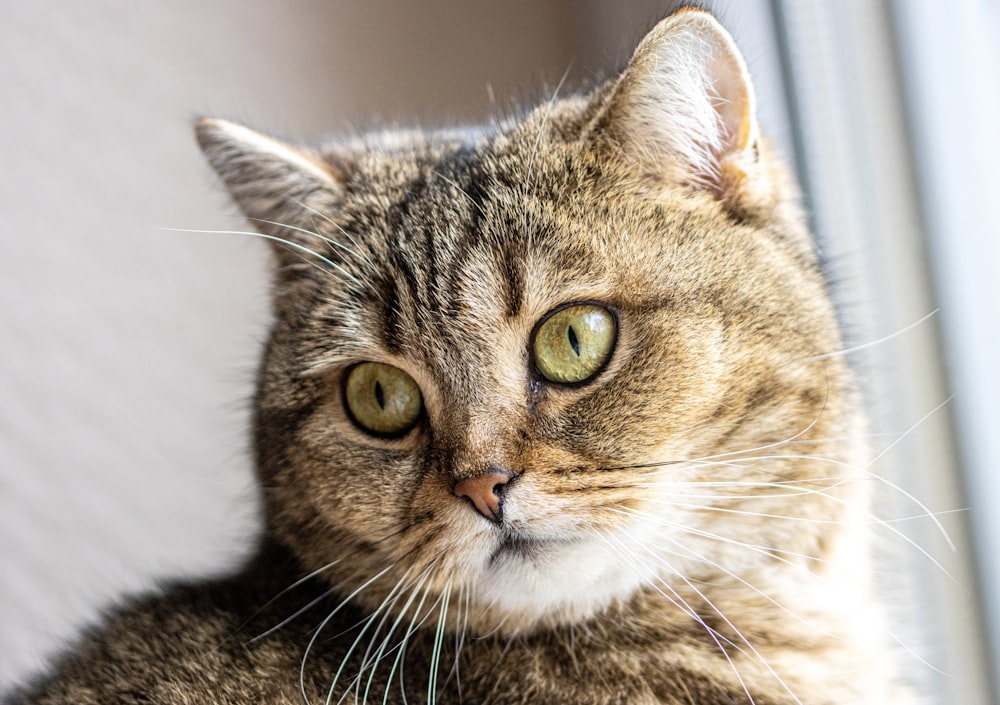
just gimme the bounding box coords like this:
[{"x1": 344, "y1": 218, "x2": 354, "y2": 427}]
[{"x1": 8, "y1": 10, "x2": 902, "y2": 704}]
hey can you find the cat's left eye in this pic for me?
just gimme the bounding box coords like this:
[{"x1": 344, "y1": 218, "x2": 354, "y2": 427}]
[
  {"x1": 344, "y1": 362, "x2": 423, "y2": 436},
  {"x1": 532, "y1": 303, "x2": 616, "y2": 385}
]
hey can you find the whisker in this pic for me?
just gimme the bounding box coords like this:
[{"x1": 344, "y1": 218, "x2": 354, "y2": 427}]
[
  {"x1": 865, "y1": 397, "x2": 956, "y2": 549},
  {"x1": 600, "y1": 429, "x2": 908, "y2": 476},
  {"x1": 383, "y1": 573, "x2": 438, "y2": 705},
  {"x1": 592, "y1": 530, "x2": 756, "y2": 703},
  {"x1": 360, "y1": 570, "x2": 434, "y2": 705},
  {"x1": 439, "y1": 584, "x2": 470, "y2": 695},
  {"x1": 210, "y1": 557, "x2": 345, "y2": 649},
  {"x1": 163, "y1": 226, "x2": 362, "y2": 285},
  {"x1": 886, "y1": 625, "x2": 950, "y2": 676},
  {"x1": 687, "y1": 420, "x2": 824, "y2": 463},
  {"x1": 299, "y1": 564, "x2": 396, "y2": 705},
  {"x1": 658, "y1": 537, "x2": 832, "y2": 635},
  {"x1": 656, "y1": 551, "x2": 805, "y2": 705},
  {"x1": 614, "y1": 476, "x2": 850, "y2": 492},
  {"x1": 615, "y1": 459, "x2": 958, "y2": 581},
  {"x1": 292, "y1": 200, "x2": 381, "y2": 275},
  {"x1": 884, "y1": 507, "x2": 969, "y2": 524},
  {"x1": 804, "y1": 309, "x2": 938, "y2": 361},
  {"x1": 607, "y1": 506, "x2": 827, "y2": 569},
  {"x1": 248, "y1": 586, "x2": 338, "y2": 645},
  {"x1": 249, "y1": 217, "x2": 375, "y2": 278},
  {"x1": 661, "y1": 513, "x2": 950, "y2": 678},
  {"x1": 325, "y1": 568, "x2": 414, "y2": 705},
  {"x1": 426, "y1": 580, "x2": 452, "y2": 705},
  {"x1": 658, "y1": 386, "x2": 834, "y2": 468},
  {"x1": 640, "y1": 477, "x2": 855, "y2": 498},
  {"x1": 666, "y1": 501, "x2": 851, "y2": 526},
  {"x1": 595, "y1": 530, "x2": 739, "y2": 646},
  {"x1": 603, "y1": 522, "x2": 805, "y2": 704}
]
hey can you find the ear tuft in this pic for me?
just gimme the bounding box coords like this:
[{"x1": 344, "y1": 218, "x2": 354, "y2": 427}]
[
  {"x1": 194, "y1": 118, "x2": 342, "y2": 225},
  {"x1": 595, "y1": 9, "x2": 761, "y2": 197}
]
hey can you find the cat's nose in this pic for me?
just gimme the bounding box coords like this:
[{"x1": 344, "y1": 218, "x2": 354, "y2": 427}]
[{"x1": 453, "y1": 469, "x2": 515, "y2": 523}]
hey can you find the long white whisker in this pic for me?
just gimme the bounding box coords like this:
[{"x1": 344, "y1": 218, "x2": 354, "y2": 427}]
[
  {"x1": 250, "y1": 587, "x2": 338, "y2": 646},
  {"x1": 426, "y1": 580, "x2": 452, "y2": 705},
  {"x1": 238, "y1": 558, "x2": 345, "y2": 645},
  {"x1": 600, "y1": 429, "x2": 908, "y2": 475},
  {"x1": 624, "y1": 488, "x2": 955, "y2": 582},
  {"x1": 883, "y1": 507, "x2": 969, "y2": 524},
  {"x1": 440, "y1": 584, "x2": 470, "y2": 695},
  {"x1": 292, "y1": 201, "x2": 381, "y2": 275},
  {"x1": 666, "y1": 501, "x2": 850, "y2": 525},
  {"x1": 659, "y1": 537, "x2": 831, "y2": 636},
  {"x1": 684, "y1": 397, "x2": 831, "y2": 465},
  {"x1": 593, "y1": 530, "x2": 755, "y2": 703},
  {"x1": 865, "y1": 397, "x2": 956, "y2": 549},
  {"x1": 433, "y1": 171, "x2": 487, "y2": 218},
  {"x1": 360, "y1": 571, "x2": 434, "y2": 705},
  {"x1": 655, "y1": 551, "x2": 805, "y2": 705},
  {"x1": 163, "y1": 227, "x2": 362, "y2": 285},
  {"x1": 804, "y1": 309, "x2": 938, "y2": 361},
  {"x1": 607, "y1": 506, "x2": 825, "y2": 569},
  {"x1": 299, "y1": 564, "x2": 396, "y2": 705},
  {"x1": 590, "y1": 530, "x2": 733, "y2": 647},
  {"x1": 250, "y1": 217, "x2": 375, "y2": 278},
  {"x1": 886, "y1": 625, "x2": 950, "y2": 676},
  {"x1": 664, "y1": 516, "x2": 950, "y2": 678},
  {"x1": 383, "y1": 575, "x2": 438, "y2": 705},
  {"x1": 654, "y1": 478, "x2": 854, "y2": 500},
  {"x1": 639, "y1": 477, "x2": 850, "y2": 491},
  {"x1": 604, "y1": 467, "x2": 854, "y2": 492},
  {"x1": 326, "y1": 569, "x2": 414, "y2": 705}
]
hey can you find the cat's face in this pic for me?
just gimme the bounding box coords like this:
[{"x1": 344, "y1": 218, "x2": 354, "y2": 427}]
[{"x1": 198, "y1": 10, "x2": 861, "y2": 636}]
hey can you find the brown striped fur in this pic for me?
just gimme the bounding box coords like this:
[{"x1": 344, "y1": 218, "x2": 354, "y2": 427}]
[{"x1": 8, "y1": 9, "x2": 904, "y2": 704}]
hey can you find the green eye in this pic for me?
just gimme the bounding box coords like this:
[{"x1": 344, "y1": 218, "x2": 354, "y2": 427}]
[
  {"x1": 533, "y1": 304, "x2": 616, "y2": 385},
  {"x1": 344, "y1": 362, "x2": 423, "y2": 436}
]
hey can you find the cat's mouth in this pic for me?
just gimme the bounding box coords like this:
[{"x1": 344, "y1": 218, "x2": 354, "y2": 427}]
[
  {"x1": 489, "y1": 534, "x2": 545, "y2": 563},
  {"x1": 487, "y1": 529, "x2": 578, "y2": 564}
]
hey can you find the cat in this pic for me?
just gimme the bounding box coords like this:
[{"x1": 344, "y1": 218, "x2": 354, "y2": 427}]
[{"x1": 6, "y1": 8, "x2": 905, "y2": 705}]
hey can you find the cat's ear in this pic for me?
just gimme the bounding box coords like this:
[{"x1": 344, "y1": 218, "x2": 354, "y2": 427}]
[
  {"x1": 591, "y1": 9, "x2": 764, "y2": 203},
  {"x1": 194, "y1": 118, "x2": 344, "y2": 236}
]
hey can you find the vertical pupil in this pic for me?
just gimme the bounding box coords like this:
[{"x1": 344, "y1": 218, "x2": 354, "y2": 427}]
[
  {"x1": 374, "y1": 380, "x2": 385, "y2": 410},
  {"x1": 567, "y1": 325, "x2": 580, "y2": 356}
]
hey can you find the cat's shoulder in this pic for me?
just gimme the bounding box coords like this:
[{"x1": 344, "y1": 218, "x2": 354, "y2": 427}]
[{"x1": 4, "y1": 543, "x2": 321, "y2": 705}]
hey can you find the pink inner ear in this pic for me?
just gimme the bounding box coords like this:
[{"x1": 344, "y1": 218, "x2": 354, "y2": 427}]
[
  {"x1": 709, "y1": 57, "x2": 752, "y2": 153},
  {"x1": 706, "y1": 41, "x2": 756, "y2": 155}
]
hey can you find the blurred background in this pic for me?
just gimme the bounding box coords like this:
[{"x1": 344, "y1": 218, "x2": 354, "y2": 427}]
[{"x1": 1, "y1": 1, "x2": 997, "y2": 702}]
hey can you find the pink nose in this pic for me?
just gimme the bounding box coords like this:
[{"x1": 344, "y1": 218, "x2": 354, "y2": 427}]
[{"x1": 454, "y1": 470, "x2": 515, "y2": 522}]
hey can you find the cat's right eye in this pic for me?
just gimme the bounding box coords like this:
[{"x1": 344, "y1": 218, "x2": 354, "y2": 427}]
[
  {"x1": 532, "y1": 303, "x2": 617, "y2": 385},
  {"x1": 344, "y1": 362, "x2": 423, "y2": 436}
]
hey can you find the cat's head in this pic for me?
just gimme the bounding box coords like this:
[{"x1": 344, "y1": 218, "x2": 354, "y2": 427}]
[{"x1": 196, "y1": 10, "x2": 862, "y2": 635}]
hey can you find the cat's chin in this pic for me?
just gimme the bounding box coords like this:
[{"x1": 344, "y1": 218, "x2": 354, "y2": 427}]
[{"x1": 460, "y1": 523, "x2": 664, "y2": 636}]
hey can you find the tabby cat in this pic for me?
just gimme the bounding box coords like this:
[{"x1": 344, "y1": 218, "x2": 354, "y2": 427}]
[{"x1": 8, "y1": 9, "x2": 904, "y2": 705}]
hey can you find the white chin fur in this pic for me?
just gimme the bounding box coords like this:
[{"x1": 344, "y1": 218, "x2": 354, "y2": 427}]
[{"x1": 467, "y1": 518, "x2": 667, "y2": 630}]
